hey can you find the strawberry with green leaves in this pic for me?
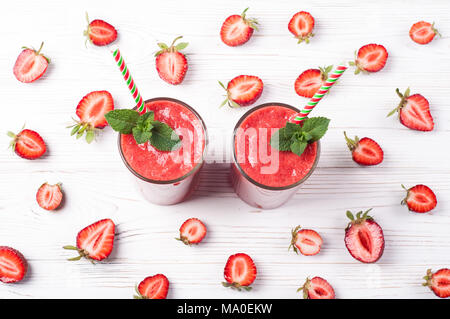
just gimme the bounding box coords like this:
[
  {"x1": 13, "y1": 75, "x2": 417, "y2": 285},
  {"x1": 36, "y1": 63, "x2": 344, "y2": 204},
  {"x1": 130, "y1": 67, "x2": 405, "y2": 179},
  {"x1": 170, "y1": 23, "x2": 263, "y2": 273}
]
[
  {"x1": 294, "y1": 66, "x2": 332, "y2": 98},
  {"x1": 223, "y1": 253, "x2": 257, "y2": 291},
  {"x1": 84, "y1": 13, "x2": 117, "y2": 46},
  {"x1": 134, "y1": 274, "x2": 169, "y2": 299},
  {"x1": 423, "y1": 268, "x2": 450, "y2": 298},
  {"x1": 176, "y1": 218, "x2": 207, "y2": 245},
  {"x1": 220, "y1": 8, "x2": 258, "y2": 47},
  {"x1": 13, "y1": 42, "x2": 49, "y2": 83},
  {"x1": 8, "y1": 128, "x2": 46, "y2": 160},
  {"x1": 410, "y1": 21, "x2": 440, "y2": 45},
  {"x1": 401, "y1": 184, "x2": 437, "y2": 213},
  {"x1": 219, "y1": 75, "x2": 263, "y2": 108},
  {"x1": 288, "y1": 11, "x2": 315, "y2": 44},
  {"x1": 289, "y1": 226, "x2": 323, "y2": 256},
  {"x1": 155, "y1": 36, "x2": 188, "y2": 85},
  {"x1": 68, "y1": 91, "x2": 114, "y2": 143},
  {"x1": 298, "y1": 277, "x2": 335, "y2": 299},
  {"x1": 349, "y1": 44, "x2": 388, "y2": 74}
]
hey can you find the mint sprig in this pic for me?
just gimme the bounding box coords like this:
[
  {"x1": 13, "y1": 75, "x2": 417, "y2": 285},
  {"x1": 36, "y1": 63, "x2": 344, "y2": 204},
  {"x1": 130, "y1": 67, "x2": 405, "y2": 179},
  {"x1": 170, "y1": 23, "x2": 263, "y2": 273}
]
[
  {"x1": 270, "y1": 117, "x2": 330, "y2": 156},
  {"x1": 105, "y1": 110, "x2": 181, "y2": 151}
]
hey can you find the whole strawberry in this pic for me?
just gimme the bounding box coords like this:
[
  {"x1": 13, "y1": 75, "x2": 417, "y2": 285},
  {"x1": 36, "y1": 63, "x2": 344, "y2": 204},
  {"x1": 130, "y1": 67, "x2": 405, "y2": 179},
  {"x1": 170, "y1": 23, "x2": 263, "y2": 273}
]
[
  {"x1": 176, "y1": 218, "x2": 207, "y2": 245},
  {"x1": 36, "y1": 183, "x2": 63, "y2": 211},
  {"x1": 297, "y1": 277, "x2": 335, "y2": 299},
  {"x1": 68, "y1": 90, "x2": 114, "y2": 143},
  {"x1": 344, "y1": 132, "x2": 383, "y2": 166},
  {"x1": 349, "y1": 44, "x2": 388, "y2": 74},
  {"x1": 13, "y1": 42, "x2": 49, "y2": 83},
  {"x1": 410, "y1": 21, "x2": 440, "y2": 45},
  {"x1": 344, "y1": 209, "x2": 384, "y2": 263},
  {"x1": 7, "y1": 128, "x2": 46, "y2": 160},
  {"x1": 220, "y1": 8, "x2": 258, "y2": 47},
  {"x1": 387, "y1": 88, "x2": 434, "y2": 131},
  {"x1": 134, "y1": 274, "x2": 169, "y2": 299},
  {"x1": 84, "y1": 13, "x2": 117, "y2": 46},
  {"x1": 289, "y1": 226, "x2": 323, "y2": 256},
  {"x1": 223, "y1": 253, "x2": 257, "y2": 291},
  {"x1": 423, "y1": 268, "x2": 450, "y2": 298},
  {"x1": 401, "y1": 184, "x2": 437, "y2": 213},
  {"x1": 294, "y1": 66, "x2": 332, "y2": 98},
  {"x1": 288, "y1": 11, "x2": 315, "y2": 44},
  {"x1": 155, "y1": 36, "x2": 189, "y2": 85},
  {"x1": 63, "y1": 219, "x2": 115, "y2": 263},
  {"x1": 0, "y1": 246, "x2": 28, "y2": 283},
  {"x1": 219, "y1": 75, "x2": 263, "y2": 107}
]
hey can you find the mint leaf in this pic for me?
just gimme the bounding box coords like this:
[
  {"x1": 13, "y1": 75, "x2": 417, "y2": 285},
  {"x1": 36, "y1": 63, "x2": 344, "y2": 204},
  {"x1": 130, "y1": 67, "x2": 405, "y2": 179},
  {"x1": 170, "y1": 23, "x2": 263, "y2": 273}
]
[
  {"x1": 290, "y1": 140, "x2": 307, "y2": 156},
  {"x1": 149, "y1": 121, "x2": 181, "y2": 151},
  {"x1": 105, "y1": 109, "x2": 140, "y2": 134},
  {"x1": 301, "y1": 117, "x2": 330, "y2": 141},
  {"x1": 132, "y1": 126, "x2": 152, "y2": 144},
  {"x1": 270, "y1": 116, "x2": 330, "y2": 157}
]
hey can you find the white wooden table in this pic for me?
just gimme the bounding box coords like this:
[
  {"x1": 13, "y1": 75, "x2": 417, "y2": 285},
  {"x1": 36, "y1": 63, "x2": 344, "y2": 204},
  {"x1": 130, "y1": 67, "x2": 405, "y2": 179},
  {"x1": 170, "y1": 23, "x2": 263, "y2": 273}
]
[{"x1": 0, "y1": 0, "x2": 449, "y2": 299}]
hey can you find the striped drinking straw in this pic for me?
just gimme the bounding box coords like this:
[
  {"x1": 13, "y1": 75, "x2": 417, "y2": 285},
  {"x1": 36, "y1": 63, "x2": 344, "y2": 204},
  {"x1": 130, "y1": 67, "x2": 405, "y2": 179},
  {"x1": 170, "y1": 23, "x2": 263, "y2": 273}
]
[
  {"x1": 291, "y1": 63, "x2": 348, "y2": 124},
  {"x1": 112, "y1": 48, "x2": 146, "y2": 114}
]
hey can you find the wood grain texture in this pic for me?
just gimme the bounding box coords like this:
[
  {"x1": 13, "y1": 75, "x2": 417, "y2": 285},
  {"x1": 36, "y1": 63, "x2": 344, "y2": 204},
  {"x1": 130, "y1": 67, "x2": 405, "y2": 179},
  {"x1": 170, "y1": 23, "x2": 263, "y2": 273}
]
[{"x1": 0, "y1": 0, "x2": 449, "y2": 299}]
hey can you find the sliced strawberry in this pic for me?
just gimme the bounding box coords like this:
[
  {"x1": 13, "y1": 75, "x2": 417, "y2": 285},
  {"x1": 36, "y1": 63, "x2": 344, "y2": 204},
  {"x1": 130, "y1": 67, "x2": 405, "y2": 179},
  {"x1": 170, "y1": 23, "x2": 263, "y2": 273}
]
[
  {"x1": 36, "y1": 183, "x2": 63, "y2": 211},
  {"x1": 13, "y1": 42, "x2": 49, "y2": 83},
  {"x1": 294, "y1": 66, "x2": 332, "y2": 98},
  {"x1": 344, "y1": 209, "x2": 384, "y2": 263},
  {"x1": 63, "y1": 219, "x2": 115, "y2": 262},
  {"x1": 344, "y1": 132, "x2": 384, "y2": 166},
  {"x1": 410, "y1": 21, "x2": 440, "y2": 45},
  {"x1": 223, "y1": 253, "x2": 257, "y2": 291},
  {"x1": 220, "y1": 8, "x2": 258, "y2": 47},
  {"x1": 289, "y1": 226, "x2": 323, "y2": 256},
  {"x1": 423, "y1": 268, "x2": 450, "y2": 298},
  {"x1": 84, "y1": 13, "x2": 117, "y2": 46},
  {"x1": 134, "y1": 274, "x2": 169, "y2": 299},
  {"x1": 350, "y1": 44, "x2": 388, "y2": 74},
  {"x1": 401, "y1": 184, "x2": 437, "y2": 213},
  {"x1": 388, "y1": 88, "x2": 434, "y2": 131},
  {"x1": 176, "y1": 218, "x2": 207, "y2": 245},
  {"x1": 288, "y1": 11, "x2": 315, "y2": 44},
  {"x1": 298, "y1": 277, "x2": 335, "y2": 299},
  {"x1": 155, "y1": 36, "x2": 188, "y2": 85},
  {"x1": 0, "y1": 246, "x2": 28, "y2": 283},
  {"x1": 69, "y1": 90, "x2": 114, "y2": 143},
  {"x1": 219, "y1": 75, "x2": 263, "y2": 107},
  {"x1": 7, "y1": 128, "x2": 46, "y2": 160}
]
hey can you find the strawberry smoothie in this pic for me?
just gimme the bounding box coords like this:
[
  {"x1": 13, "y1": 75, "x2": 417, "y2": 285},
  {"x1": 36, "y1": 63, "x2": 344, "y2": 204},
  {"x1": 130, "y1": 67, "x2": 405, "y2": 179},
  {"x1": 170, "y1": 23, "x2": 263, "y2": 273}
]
[
  {"x1": 232, "y1": 103, "x2": 320, "y2": 209},
  {"x1": 119, "y1": 98, "x2": 206, "y2": 205}
]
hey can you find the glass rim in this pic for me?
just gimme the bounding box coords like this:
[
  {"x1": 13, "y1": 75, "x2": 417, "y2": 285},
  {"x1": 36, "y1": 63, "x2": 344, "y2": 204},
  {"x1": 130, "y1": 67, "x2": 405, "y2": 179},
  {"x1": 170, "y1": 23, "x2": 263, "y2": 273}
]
[
  {"x1": 232, "y1": 102, "x2": 321, "y2": 191},
  {"x1": 118, "y1": 97, "x2": 208, "y2": 185}
]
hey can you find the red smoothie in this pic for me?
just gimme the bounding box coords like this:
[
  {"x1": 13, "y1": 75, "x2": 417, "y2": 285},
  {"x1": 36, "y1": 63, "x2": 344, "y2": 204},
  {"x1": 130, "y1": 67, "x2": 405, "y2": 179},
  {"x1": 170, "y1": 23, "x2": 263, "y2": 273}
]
[
  {"x1": 120, "y1": 99, "x2": 206, "y2": 181},
  {"x1": 234, "y1": 105, "x2": 317, "y2": 188}
]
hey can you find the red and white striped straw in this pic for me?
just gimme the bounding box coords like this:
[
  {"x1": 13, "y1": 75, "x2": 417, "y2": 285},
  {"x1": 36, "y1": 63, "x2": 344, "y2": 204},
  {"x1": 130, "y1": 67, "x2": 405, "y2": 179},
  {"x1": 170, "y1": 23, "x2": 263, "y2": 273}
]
[
  {"x1": 112, "y1": 48, "x2": 146, "y2": 114},
  {"x1": 291, "y1": 63, "x2": 348, "y2": 124}
]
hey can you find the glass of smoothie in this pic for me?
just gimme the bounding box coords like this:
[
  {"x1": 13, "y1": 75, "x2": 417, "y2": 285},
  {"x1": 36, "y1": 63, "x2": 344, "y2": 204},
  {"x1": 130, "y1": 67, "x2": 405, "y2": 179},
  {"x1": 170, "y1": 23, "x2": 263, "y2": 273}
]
[
  {"x1": 231, "y1": 103, "x2": 320, "y2": 209},
  {"x1": 118, "y1": 98, "x2": 207, "y2": 205}
]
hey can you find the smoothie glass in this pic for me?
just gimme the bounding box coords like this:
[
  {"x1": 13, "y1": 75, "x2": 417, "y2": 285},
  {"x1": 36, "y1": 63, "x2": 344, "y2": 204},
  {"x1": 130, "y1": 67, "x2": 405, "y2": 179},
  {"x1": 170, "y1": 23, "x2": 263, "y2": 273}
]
[
  {"x1": 118, "y1": 98, "x2": 207, "y2": 205},
  {"x1": 231, "y1": 103, "x2": 320, "y2": 209}
]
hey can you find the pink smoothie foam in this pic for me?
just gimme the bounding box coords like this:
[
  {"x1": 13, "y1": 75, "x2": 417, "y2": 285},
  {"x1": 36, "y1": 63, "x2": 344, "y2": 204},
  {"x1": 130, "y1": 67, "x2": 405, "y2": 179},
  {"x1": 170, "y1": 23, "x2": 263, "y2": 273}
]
[
  {"x1": 234, "y1": 105, "x2": 317, "y2": 188},
  {"x1": 120, "y1": 100, "x2": 205, "y2": 181}
]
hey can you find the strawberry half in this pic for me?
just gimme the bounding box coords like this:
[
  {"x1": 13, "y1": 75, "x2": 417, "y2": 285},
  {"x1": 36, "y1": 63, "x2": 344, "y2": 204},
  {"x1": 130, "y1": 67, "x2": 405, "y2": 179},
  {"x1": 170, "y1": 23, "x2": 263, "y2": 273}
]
[
  {"x1": 219, "y1": 75, "x2": 263, "y2": 107},
  {"x1": 344, "y1": 209, "x2": 384, "y2": 263},
  {"x1": 68, "y1": 90, "x2": 114, "y2": 143},
  {"x1": 350, "y1": 44, "x2": 388, "y2": 74},
  {"x1": 294, "y1": 66, "x2": 332, "y2": 98},
  {"x1": 155, "y1": 36, "x2": 189, "y2": 85},
  {"x1": 223, "y1": 253, "x2": 257, "y2": 291},
  {"x1": 63, "y1": 219, "x2": 115, "y2": 263},
  {"x1": 134, "y1": 274, "x2": 169, "y2": 299},
  {"x1": 423, "y1": 268, "x2": 450, "y2": 298},
  {"x1": 220, "y1": 8, "x2": 258, "y2": 47},
  {"x1": 84, "y1": 13, "x2": 117, "y2": 46},
  {"x1": 387, "y1": 88, "x2": 434, "y2": 131},
  {"x1": 7, "y1": 128, "x2": 46, "y2": 160},
  {"x1": 410, "y1": 21, "x2": 440, "y2": 45},
  {"x1": 0, "y1": 246, "x2": 28, "y2": 283},
  {"x1": 401, "y1": 184, "x2": 437, "y2": 213},
  {"x1": 36, "y1": 183, "x2": 63, "y2": 211},
  {"x1": 13, "y1": 42, "x2": 49, "y2": 83},
  {"x1": 288, "y1": 11, "x2": 315, "y2": 44},
  {"x1": 344, "y1": 132, "x2": 384, "y2": 166},
  {"x1": 289, "y1": 226, "x2": 323, "y2": 256},
  {"x1": 297, "y1": 277, "x2": 335, "y2": 299},
  {"x1": 176, "y1": 218, "x2": 207, "y2": 245}
]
